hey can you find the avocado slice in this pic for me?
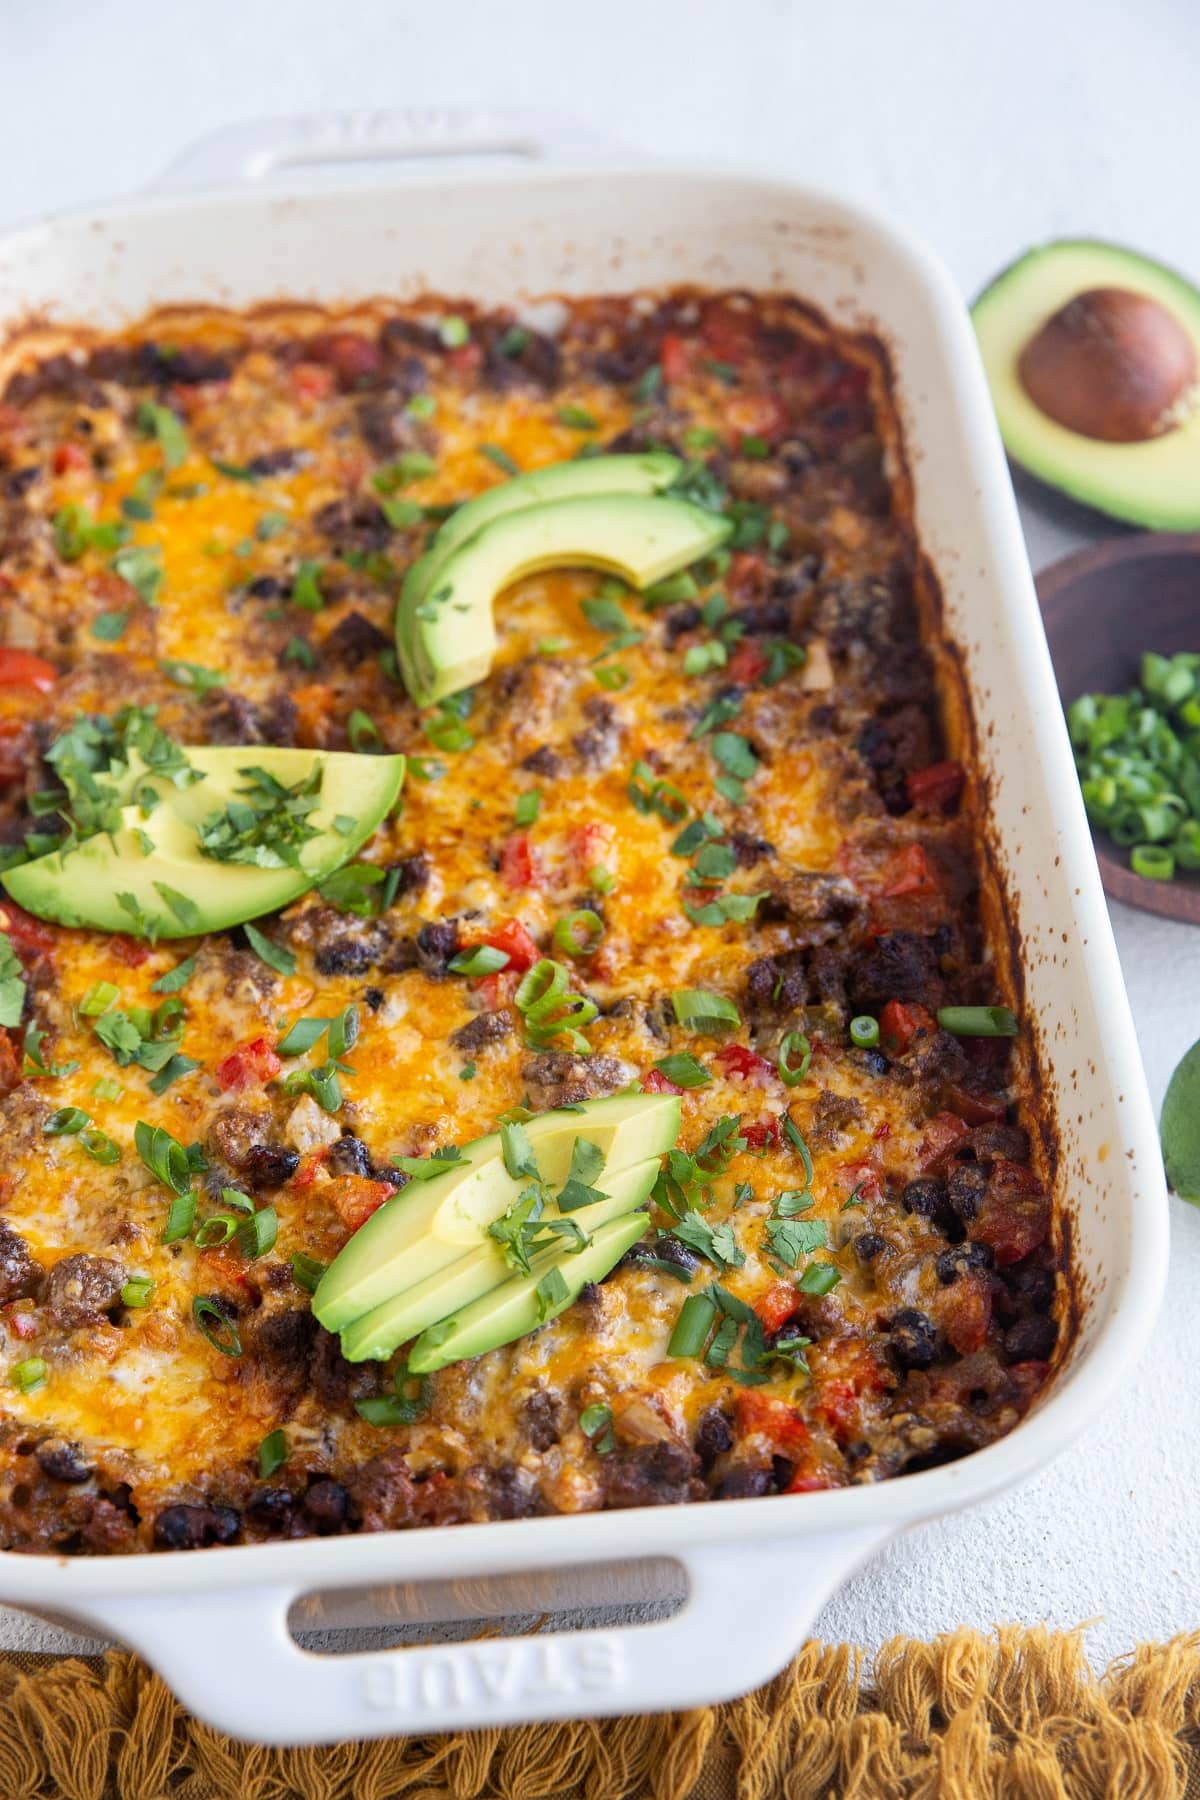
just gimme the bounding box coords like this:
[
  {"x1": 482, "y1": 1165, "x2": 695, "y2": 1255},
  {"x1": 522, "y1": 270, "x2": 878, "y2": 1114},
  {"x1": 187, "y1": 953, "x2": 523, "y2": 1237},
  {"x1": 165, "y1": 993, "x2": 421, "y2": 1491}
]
[
  {"x1": 407, "y1": 1210, "x2": 650, "y2": 1375},
  {"x1": 973, "y1": 240, "x2": 1200, "y2": 529},
  {"x1": 338, "y1": 1155, "x2": 660, "y2": 1362},
  {"x1": 2, "y1": 747, "x2": 405, "y2": 937},
  {"x1": 312, "y1": 1090, "x2": 680, "y2": 1332},
  {"x1": 396, "y1": 491, "x2": 732, "y2": 707}
]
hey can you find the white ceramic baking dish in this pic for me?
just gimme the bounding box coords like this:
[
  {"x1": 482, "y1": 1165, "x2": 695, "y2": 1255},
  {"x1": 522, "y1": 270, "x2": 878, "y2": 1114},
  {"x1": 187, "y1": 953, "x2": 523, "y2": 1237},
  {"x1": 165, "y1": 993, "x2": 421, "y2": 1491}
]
[{"x1": 0, "y1": 108, "x2": 1167, "y2": 1746}]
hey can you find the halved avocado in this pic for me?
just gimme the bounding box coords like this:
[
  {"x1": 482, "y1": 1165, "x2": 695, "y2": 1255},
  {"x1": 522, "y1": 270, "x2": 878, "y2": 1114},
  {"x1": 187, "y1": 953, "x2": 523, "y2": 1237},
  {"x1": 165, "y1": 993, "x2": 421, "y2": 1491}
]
[
  {"x1": 312, "y1": 1091, "x2": 680, "y2": 1332},
  {"x1": 338, "y1": 1155, "x2": 660, "y2": 1363},
  {"x1": 2, "y1": 747, "x2": 405, "y2": 937},
  {"x1": 407, "y1": 1211, "x2": 650, "y2": 1375},
  {"x1": 396, "y1": 491, "x2": 732, "y2": 707},
  {"x1": 973, "y1": 240, "x2": 1200, "y2": 529}
]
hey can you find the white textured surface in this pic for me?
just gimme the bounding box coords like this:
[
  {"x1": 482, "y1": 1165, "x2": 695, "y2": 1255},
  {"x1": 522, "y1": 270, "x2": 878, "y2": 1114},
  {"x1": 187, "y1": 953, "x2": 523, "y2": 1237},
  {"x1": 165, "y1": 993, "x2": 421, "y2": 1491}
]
[{"x1": 0, "y1": 0, "x2": 1196, "y2": 1668}]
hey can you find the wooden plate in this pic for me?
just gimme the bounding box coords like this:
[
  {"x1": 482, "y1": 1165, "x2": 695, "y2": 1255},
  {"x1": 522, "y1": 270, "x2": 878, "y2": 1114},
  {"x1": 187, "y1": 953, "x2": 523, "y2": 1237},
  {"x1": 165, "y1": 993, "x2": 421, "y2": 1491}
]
[{"x1": 1036, "y1": 532, "x2": 1200, "y2": 924}]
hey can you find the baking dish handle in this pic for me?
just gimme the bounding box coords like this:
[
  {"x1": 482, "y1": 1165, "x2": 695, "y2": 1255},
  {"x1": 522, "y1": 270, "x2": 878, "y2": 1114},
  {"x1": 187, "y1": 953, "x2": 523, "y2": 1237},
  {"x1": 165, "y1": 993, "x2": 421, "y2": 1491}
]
[
  {"x1": 79, "y1": 1526, "x2": 887, "y2": 1746},
  {"x1": 148, "y1": 108, "x2": 628, "y2": 192}
]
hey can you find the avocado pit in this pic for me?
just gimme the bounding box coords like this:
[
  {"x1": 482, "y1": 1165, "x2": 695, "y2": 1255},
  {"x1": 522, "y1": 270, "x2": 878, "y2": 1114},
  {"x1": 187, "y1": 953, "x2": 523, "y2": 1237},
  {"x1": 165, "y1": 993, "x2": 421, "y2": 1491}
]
[{"x1": 1017, "y1": 286, "x2": 1196, "y2": 443}]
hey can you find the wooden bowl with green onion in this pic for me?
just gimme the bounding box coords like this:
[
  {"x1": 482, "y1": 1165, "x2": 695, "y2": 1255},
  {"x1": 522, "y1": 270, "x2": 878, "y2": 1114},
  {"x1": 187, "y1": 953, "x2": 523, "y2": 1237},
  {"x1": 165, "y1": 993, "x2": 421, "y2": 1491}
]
[{"x1": 1036, "y1": 532, "x2": 1200, "y2": 925}]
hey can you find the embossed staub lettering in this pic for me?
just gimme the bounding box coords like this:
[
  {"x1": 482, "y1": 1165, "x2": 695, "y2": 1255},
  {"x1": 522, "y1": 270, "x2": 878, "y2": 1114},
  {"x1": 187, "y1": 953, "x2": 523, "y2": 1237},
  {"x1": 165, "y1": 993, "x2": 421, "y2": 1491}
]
[{"x1": 360, "y1": 1635, "x2": 628, "y2": 1714}]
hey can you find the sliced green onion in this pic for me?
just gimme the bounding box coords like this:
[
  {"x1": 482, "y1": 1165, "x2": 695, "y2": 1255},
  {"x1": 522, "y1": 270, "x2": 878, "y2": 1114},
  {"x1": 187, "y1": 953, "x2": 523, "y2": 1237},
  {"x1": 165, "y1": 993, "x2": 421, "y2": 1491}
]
[
  {"x1": 120, "y1": 1276, "x2": 155, "y2": 1309},
  {"x1": 291, "y1": 1252, "x2": 325, "y2": 1294},
  {"x1": 850, "y1": 1016, "x2": 880, "y2": 1049},
  {"x1": 777, "y1": 1032, "x2": 812, "y2": 1086},
  {"x1": 937, "y1": 1006, "x2": 1019, "y2": 1038},
  {"x1": 80, "y1": 981, "x2": 119, "y2": 1017},
  {"x1": 797, "y1": 1262, "x2": 841, "y2": 1297},
  {"x1": 449, "y1": 945, "x2": 510, "y2": 977},
  {"x1": 258, "y1": 1428, "x2": 288, "y2": 1478},
  {"x1": 347, "y1": 708, "x2": 383, "y2": 753},
  {"x1": 422, "y1": 712, "x2": 473, "y2": 753},
  {"x1": 1131, "y1": 843, "x2": 1175, "y2": 881},
  {"x1": 238, "y1": 1205, "x2": 278, "y2": 1259},
  {"x1": 194, "y1": 1213, "x2": 239, "y2": 1249},
  {"x1": 515, "y1": 959, "x2": 569, "y2": 1013},
  {"x1": 668, "y1": 1292, "x2": 717, "y2": 1358},
  {"x1": 192, "y1": 1296, "x2": 242, "y2": 1358},
  {"x1": 80, "y1": 1128, "x2": 121, "y2": 1165},
  {"x1": 671, "y1": 988, "x2": 741, "y2": 1033},
  {"x1": 553, "y1": 910, "x2": 604, "y2": 957},
  {"x1": 10, "y1": 1357, "x2": 46, "y2": 1393},
  {"x1": 594, "y1": 663, "x2": 630, "y2": 691},
  {"x1": 514, "y1": 789, "x2": 542, "y2": 827},
  {"x1": 44, "y1": 1106, "x2": 90, "y2": 1137},
  {"x1": 438, "y1": 315, "x2": 470, "y2": 348},
  {"x1": 161, "y1": 1192, "x2": 197, "y2": 1245},
  {"x1": 588, "y1": 864, "x2": 615, "y2": 894}
]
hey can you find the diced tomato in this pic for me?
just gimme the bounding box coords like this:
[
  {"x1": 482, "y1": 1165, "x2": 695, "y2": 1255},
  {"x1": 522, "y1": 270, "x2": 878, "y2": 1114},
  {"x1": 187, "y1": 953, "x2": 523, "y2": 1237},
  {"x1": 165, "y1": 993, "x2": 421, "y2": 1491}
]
[
  {"x1": 836, "y1": 1159, "x2": 882, "y2": 1203},
  {"x1": 3, "y1": 1303, "x2": 38, "y2": 1340},
  {"x1": 879, "y1": 999, "x2": 935, "y2": 1055},
  {"x1": 51, "y1": 442, "x2": 89, "y2": 475},
  {"x1": 918, "y1": 1110, "x2": 970, "y2": 1171},
  {"x1": 642, "y1": 1068, "x2": 683, "y2": 1096},
  {"x1": 0, "y1": 649, "x2": 58, "y2": 694},
  {"x1": 873, "y1": 1121, "x2": 892, "y2": 1141},
  {"x1": 940, "y1": 1272, "x2": 992, "y2": 1355},
  {"x1": 0, "y1": 901, "x2": 57, "y2": 957},
  {"x1": 699, "y1": 301, "x2": 758, "y2": 367},
  {"x1": 785, "y1": 1470, "x2": 836, "y2": 1494},
  {"x1": 878, "y1": 843, "x2": 940, "y2": 900},
  {"x1": 660, "y1": 333, "x2": 693, "y2": 385},
  {"x1": 108, "y1": 934, "x2": 152, "y2": 968},
  {"x1": 447, "y1": 342, "x2": 483, "y2": 376},
  {"x1": 215, "y1": 1037, "x2": 282, "y2": 1092},
  {"x1": 327, "y1": 1174, "x2": 395, "y2": 1233},
  {"x1": 735, "y1": 1389, "x2": 811, "y2": 1457},
  {"x1": 944, "y1": 1082, "x2": 1008, "y2": 1126},
  {"x1": 726, "y1": 641, "x2": 769, "y2": 686},
  {"x1": 476, "y1": 970, "x2": 516, "y2": 1013},
  {"x1": 727, "y1": 551, "x2": 768, "y2": 600},
  {"x1": 307, "y1": 331, "x2": 382, "y2": 385},
  {"x1": 480, "y1": 917, "x2": 540, "y2": 973},
  {"x1": 972, "y1": 1160, "x2": 1050, "y2": 1265},
  {"x1": 290, "y1": 1148, "x2": 329, "y2": 1191},
  {"x1": 570, "y1": 821, "x2": 613, "y2": 870},
  {"x1": 813, "y1": 1378, "x2": 859, "y2": 1437},
  {"x1": 291, "y1": 362, "x2": 335, "y2": 404},
  {"x1": 714, "y1": 1044, "x2": 776, "y2": 1085},
  {"x1": 754, "y1": 1281, "x2": 799, "y2": 1334},
  {"x1": 906, "y1": 761, "x2": 965, "y2": 813},
  {"x1": 742, "y1": 1117, "x2": 782, "y2": 1151},
  {"x1": 500, "y1": 832, "x2": 543, "y2": 890}
]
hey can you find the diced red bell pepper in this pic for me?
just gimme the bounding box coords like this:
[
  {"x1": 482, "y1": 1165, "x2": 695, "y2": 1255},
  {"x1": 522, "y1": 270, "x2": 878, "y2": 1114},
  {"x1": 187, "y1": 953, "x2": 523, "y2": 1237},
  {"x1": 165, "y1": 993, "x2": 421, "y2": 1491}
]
[
  {"x1": 906, "y1": 761, "x2": 965, "y2": 813},
  {"x1": 481, "y1": 917, "x2": 539, "y2": 973},
  {"x1": 785, "y1": 1470, "x2": 836, "y2": 1493},
  {"x1": 714, "y1": 1044, "x2": 776, "y2": 1084},
  {"x1": 642, "y1": 1069, "x2": 683, "y2": 1096},
  {"x1": 499, "y1": 832, "x2": 543, "y2": 891},
  {"x1": 306, "y1": 331, "x2": 382, "y2": 385},
  {"x1": 3, "y1": 1302, "x2": 38, "y2": 1340},
  {"x1": 215, "y1": 1037, "x2": 282, "y2": 1092},
  {"x1": 972, "y1": 1160, "x2": 1050, "y2": 1265},
  {"x1": 476, "y1": 970, "x2": 516, "y2": 1013},
  {"x1": 918, "y1": 1111, "x2": 970, "y2": 1171},
  {"x1": 291, "y1": 362, "x2": 335, "y2": 404},
  {"x1": 289, "y1": 1147, "x2": 329, "y2": 1191},
  {"x1": 699, "y1": 301, "x2": 758, "y2": 367},
  {"x1": 0, "y1": 649, "x2": 58, "y2": 694},
  {"x1": 327, "y1": 1174, "x2": 395, "y2": 1233},
  {"x1": 447, "y1": 343, "x2": 483, "y2": 376},
  {"x1": 0, "y1": 901, "x2": 57, "y2": 956},
  {"x1": 51, "y1": 442, "x2": 89, "y2": 475},
  {"x1": 570, "y1": 821, "x2": 613, "y2": 869},
  {"x1": 660, "y1": 333, "x2": 693, "y2": 385},
  {"x1": 754, "y1": 1281, "x2": 799, "y2": 1333},
  {"x1": 879, "y1": 1000, "x2": 935, "y2": 1054},
  {"x1": 726, "y1": 641, "x2": 770, "y2": 686},
  {"x1": 837, "y1": 1159, "x2": 882, "y2": 1203}
]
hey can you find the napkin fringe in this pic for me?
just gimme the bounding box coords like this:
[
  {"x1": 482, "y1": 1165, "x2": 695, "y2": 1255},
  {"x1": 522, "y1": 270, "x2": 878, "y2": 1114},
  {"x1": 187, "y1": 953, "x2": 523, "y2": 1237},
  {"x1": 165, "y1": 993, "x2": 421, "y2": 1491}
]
[{"x1": 0, "y1": 1625, "x2": 1197, "y2": 1798}]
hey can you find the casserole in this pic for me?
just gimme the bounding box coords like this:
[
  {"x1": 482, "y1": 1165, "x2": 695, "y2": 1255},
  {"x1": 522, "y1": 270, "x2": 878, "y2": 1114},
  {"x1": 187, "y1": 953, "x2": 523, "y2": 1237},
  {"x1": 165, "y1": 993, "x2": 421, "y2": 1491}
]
[{"x1": 0, "y1": 109, "x2": 1167, "y2": 1744}]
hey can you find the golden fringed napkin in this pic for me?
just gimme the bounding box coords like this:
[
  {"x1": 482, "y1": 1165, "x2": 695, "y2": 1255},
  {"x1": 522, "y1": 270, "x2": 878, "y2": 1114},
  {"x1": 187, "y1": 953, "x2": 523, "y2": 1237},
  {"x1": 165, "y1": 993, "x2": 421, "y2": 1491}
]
[{"x1": 0, "y1": 1627, "x2": 1197, "y2": 1799}]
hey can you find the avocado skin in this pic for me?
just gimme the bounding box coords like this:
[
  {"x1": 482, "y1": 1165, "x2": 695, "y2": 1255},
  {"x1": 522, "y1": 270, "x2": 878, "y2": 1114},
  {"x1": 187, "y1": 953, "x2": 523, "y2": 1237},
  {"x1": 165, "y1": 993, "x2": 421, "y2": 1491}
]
[
  {"x1": 395, "y1": 484, "x2": 732, "y2": 708},
  {"x1": 1, "y1": 747, "x2": 405, "y2": 938},
  {"x1": 972, "y1": 238, "x2": 1200, "y2": 530},
  {"x1": 313, "y1": 1091, "x2": 680, "y2": 1333},
  {"x1": 407, "y1": 1211, "x2": 650, "y2": 1375}
]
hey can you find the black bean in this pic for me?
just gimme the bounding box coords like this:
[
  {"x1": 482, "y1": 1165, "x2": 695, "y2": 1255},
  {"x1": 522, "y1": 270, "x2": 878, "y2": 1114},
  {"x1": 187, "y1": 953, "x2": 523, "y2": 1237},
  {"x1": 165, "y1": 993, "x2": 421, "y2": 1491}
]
[
  {"x1": 694, "y1": 1407, "x2": 733, "y2": 1470},
  {"x1": 935, "y1": 1242, "x2": 995, "y2": 1285},
  {"x1": 714, "y1": 1465, "x2": 773, "y2": 1499},
  {"x1": 154, "y1": 1503, "x2": 240, "y2": 1550},
  {"x1": 888, "y1": 1308, "x2": 939, "y2": 1371},
  {"x1": 855, "y1": 1231, "x2": 886, "y2": 1262},
  {"x1": 302, "y1": 1479, "x2": 353, "y2": 1534},
  {"x1": 241, "y1": 1144, "x2": 301, "y2": 1191},
  {"x1": 415, "y1": 920, "x2": 459, "y2": 975},
  {"x1": 247, "y1": 575, "x2": 283, "y2": 599},
  {"x1": 1003, "y1": 1315, "x2": 1058, "y2": 1363},
  {"x1": 364, "y1": 986, "x2": 385, "y2": 1012},
  {"x1": 947, "y1": 1163, "x2": 988, "y2": 1224},
  {"x1": 861, "y1": 1048, "x2": 891, "y2": 1076},
  {"x1": 35, "y1": 1438, "x2": 92, "y2": 1483}
]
